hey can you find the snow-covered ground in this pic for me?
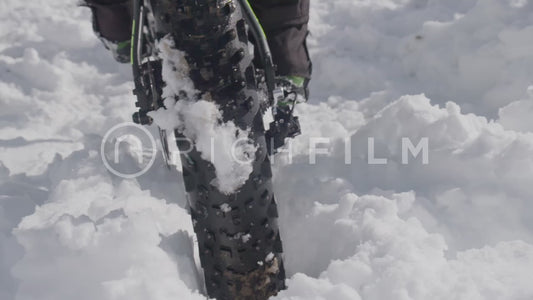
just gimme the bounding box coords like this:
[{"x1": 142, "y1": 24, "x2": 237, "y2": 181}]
[{"x1": 2, "y1": 0, "x2": 533, "y2": 299}]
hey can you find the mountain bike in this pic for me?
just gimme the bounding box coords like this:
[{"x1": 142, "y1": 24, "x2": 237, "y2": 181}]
[{"x1": 129, "y1": 0, "x2": 301, "y2": 299}]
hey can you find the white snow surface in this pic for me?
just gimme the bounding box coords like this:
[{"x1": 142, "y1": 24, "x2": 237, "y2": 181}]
[{"x1": 1, "y1": 0, "x2": 533, "y2": 299}]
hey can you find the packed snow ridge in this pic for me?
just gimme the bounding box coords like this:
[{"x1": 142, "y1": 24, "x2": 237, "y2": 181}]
[{"x1": 2, "y1": 0, "x2": 533, "y2": 299}]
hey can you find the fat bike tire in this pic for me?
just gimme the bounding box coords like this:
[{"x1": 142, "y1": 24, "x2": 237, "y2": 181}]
[{"x1": 150, "y1": 0, "x2": 285, "y2": 299}]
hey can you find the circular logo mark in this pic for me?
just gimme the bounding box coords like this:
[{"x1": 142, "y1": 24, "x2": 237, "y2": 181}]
[{"x1": 100, "y1": 122, "x2": 157, "y2": 179}]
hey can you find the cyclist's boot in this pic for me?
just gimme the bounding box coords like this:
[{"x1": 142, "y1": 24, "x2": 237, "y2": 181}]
[
  {"x1": 266, "y1": 75, "x2": 309, "y2": 153},
  {"x1": 82, "y1": 0, "x2": 132, "y2": 63},
  {"x1": 276, "y1": 75, "x2": 309, "y2": 105}
]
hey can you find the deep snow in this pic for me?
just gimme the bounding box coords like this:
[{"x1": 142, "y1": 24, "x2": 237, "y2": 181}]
[{"x1": 2, "y1": 0, "x2": 533, "y2": 299}]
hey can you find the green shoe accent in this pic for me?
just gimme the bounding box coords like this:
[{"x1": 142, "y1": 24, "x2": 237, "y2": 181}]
[
  {"x1": 276, "y1": 76, "x2": 308, "y2": 106},
  {"x1": 114, "y1": 40, "x2": 131, "y2": 64},
  {"x1": 117, "y1": 40, "x2": 131, "y2": 50},
  {"x1": 277, "y1": 101, "x2": 291, "y2": 107},
  {"x1": 285, "y1": 75, "x2": 305, "y2": 88},
  {"x1": 98, "y1": 36, "x2": 131, "y2": 63}
]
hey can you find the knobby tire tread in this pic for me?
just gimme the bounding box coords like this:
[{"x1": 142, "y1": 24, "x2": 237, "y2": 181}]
[{"x1": 150, "y1": 1, "x2": 285, "y2": 299}]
